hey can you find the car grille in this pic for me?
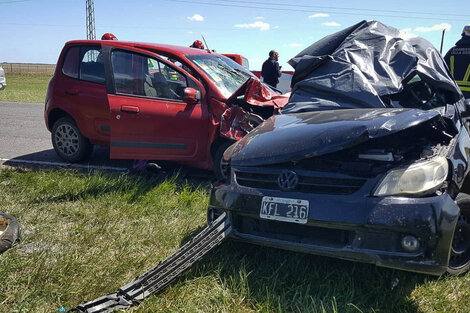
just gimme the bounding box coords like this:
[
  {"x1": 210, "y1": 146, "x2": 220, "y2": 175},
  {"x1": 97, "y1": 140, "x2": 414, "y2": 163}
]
[
  {"x1": 233, "y1": 215, "x2": 353, "y2": 248},
  {"x1": 232, "y1": 215, "x2": 407, "y2": 253},
  {"x1": 234, "y1": 169, "x2": 366, "y2": 194}
]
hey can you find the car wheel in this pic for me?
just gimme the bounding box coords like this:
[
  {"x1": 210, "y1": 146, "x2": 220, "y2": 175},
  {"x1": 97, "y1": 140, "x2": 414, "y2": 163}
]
[
  {"x1": 213, "y1": 141, "x2": 234, "y2": 181},
  {"x1": 447, "y1": 193, "x2": 470, "y2": 275},
  {"x1": 51, "y1": 116, "x2": 93, "y2": 163}
]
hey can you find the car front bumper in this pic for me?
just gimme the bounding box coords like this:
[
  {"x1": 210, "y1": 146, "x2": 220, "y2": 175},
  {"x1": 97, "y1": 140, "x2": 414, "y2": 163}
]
[{"x1": 208, "y1": 184, "x2": 460, "y2": 275}]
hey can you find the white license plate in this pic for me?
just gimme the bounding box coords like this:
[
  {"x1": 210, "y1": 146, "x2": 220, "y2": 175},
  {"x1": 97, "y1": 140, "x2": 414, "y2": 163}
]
[{"x1": 260, "y1": 196, "x2": 309, "y2": 224}]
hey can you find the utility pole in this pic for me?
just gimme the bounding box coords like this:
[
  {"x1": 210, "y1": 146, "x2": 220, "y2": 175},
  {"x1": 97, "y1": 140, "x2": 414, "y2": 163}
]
[{"x1": 86, "y1": 0, "x2": 96, "y2": 40}]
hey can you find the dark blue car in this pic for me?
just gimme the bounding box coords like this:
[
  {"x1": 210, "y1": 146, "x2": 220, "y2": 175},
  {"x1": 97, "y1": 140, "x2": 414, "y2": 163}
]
[{"x1": 208, "y1": 21, "x2": 470, "y2": 275}]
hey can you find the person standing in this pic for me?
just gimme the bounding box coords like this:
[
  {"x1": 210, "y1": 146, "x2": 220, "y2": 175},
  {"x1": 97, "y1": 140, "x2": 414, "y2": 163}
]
[
  {"x1": 261, "y1": 50, "x2": 282, "y2": 88},
  {"x1": 444, "y1": 24, "x2": 470, "y2": 99}
]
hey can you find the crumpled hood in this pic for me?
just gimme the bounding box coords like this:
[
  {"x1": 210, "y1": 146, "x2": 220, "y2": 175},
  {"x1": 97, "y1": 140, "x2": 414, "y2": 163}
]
[
  {"x1": 226, "y1": 77, "x2": 289, "y2": 108},
  {"x1": 228, "y1": 108, "x2": 453, "y2": 166},
  {"x1": 219, "y1": 77, "x2": 290, "y2": 141}
]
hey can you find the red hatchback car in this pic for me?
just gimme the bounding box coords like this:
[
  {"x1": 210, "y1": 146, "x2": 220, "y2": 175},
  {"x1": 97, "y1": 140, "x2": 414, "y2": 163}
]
[{"x1": 45, "y1": 39, "x2": 287, "y2": 177}]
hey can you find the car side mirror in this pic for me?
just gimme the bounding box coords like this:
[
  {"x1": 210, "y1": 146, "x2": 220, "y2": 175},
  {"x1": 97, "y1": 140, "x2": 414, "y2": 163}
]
[{"x1": 183, "y1": 87, "x2": 200, "y2": 105}]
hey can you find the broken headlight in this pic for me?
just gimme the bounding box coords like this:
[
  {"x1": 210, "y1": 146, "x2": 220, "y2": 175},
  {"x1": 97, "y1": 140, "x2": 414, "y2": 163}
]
[{"x1": 373, "y1": 156, "x2": 448, "y2": 196}]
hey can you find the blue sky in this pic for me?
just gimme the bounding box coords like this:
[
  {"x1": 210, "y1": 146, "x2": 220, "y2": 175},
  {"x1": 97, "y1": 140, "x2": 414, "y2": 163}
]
[{"x1": 0, "y1": 0, "x2": 468, "y2": 70}]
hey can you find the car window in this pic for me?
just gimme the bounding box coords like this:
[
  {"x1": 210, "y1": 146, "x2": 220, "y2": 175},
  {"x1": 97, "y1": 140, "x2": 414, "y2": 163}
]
[
  {"x1": 387, "y1": 73, "x2": 449, "y2": 110},
  {"x1": 153, "y1": 53, "x2": 200, "y2": 79},
  {"x1": 242, "y1": 57, "x2": 249, "y2": 70},
  {"x1": 62, "y1": 47, "x2": 79, "y2": 79},
  {"x1": 62, "y1": 46, "x2": 105, "y2": 84},
  {"x1": 186, "y1": 54, "x2": 255, "y2": 98},
  {"x1": 79, "y1": 47, "x2": 105, "y2": 84},
  {"x1": 111, "y1": 50, "x2": 188, "y2": 101}
]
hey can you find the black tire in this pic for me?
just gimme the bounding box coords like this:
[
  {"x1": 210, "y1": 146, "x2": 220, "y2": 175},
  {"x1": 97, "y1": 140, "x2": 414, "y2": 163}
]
[
  {"x1": 213, "y1": 141, "x2": 235, "y2": 181},
  {"x1": 0, "y1": 213, "x2": 20, "y2": 254},
  {"x1": 447, "y1": 193, "x2": 470, "y2": 275},
  {"x1": 51, "y1": 116, "x2": 93, "y2": 163}
]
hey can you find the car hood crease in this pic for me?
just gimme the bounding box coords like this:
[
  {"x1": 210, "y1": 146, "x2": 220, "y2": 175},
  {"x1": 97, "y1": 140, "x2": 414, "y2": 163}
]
[{"x1": 228, "y1": 108, "x2": 453, "y2": 166}]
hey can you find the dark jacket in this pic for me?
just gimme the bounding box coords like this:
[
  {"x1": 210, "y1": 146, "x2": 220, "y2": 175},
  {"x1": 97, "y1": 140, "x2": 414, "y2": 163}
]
[
  {"x1": 444, "y1": 36, "x2": 470, "y2": 98},
  {"x1": 261, "y1": 58, "x2": 282, "y2": 87}
]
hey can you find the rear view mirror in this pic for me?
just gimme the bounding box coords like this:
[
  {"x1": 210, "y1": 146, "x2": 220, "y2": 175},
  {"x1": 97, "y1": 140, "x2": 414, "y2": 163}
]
[{"x1": 183, "y1": 87, "x2": 200, "y2": 105}]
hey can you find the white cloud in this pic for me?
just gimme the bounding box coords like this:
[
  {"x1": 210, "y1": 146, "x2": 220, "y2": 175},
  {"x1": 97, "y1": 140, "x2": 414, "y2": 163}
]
[
  {"x1": 273, "y1": 25, "x2": 280, "y2": 29},
  {"x1": 255, "y1": 16, "x2": 264, "y2": 20},
  {"x1": 399, "y1": 28, "x2": 419, "y2": 38},
  {"x1": 187, "y1": 31, "x2": 194, "y2": 34},
  {"x1": 322, "y1": 22, "x2": 341, "y2": 27},
  {"x1": 234, "y1": 21, "x2": 270, "y2": 31},
  {"x1": 188, "y1": 14, "x2": 204, "y2": 22},
  {"x1": 283, "y1": 43, "x2": 304, "y2": 48},
  {"x1": 308, "y1": 13, "x2": 329, "y2": 18},
  {"x1": 413, "y1": 23, "x2": 451, "y2": 32}
]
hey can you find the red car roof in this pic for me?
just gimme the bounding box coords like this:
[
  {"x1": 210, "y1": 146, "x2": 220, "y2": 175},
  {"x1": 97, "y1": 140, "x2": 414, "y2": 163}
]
[{"x1": 65, "y1": 40, "x2": 216, "y2": 57}]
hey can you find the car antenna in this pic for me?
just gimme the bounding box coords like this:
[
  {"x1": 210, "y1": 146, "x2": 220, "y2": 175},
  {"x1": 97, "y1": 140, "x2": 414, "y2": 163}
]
[
  {"x1": 201, "y1": 34, "x2": 211, "y2": 53},
  {"x1": 440, "y1": 29, "x2": 446, "y2": 54}
]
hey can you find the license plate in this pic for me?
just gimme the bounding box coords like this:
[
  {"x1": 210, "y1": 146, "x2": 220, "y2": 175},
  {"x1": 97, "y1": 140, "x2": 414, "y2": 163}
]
[{"x1": 260, "y1": 196, "x2": 309, "y2": 224}]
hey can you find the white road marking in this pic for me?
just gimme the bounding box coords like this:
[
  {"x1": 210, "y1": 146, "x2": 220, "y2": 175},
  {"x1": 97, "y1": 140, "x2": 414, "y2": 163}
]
[{"x1": 0, "y1": 158, "x2": 128, "y2": 172}]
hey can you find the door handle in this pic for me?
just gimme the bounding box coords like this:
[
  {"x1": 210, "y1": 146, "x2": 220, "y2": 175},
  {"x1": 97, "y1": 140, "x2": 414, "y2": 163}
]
[{"x1": 120, "y1": 105, "x2": 140, "y2": 113}]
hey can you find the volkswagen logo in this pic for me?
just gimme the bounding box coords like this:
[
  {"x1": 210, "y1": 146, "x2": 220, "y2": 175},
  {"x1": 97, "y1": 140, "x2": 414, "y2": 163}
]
[{"x1": 277, "y1": 170, "x2": 299, "y2": 191}]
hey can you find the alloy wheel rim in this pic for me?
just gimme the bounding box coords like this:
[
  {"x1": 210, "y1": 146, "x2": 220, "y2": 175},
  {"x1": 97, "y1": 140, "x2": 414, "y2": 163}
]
[{"x1": 55, "y1": 124, "x2": 79, "y2": 157}]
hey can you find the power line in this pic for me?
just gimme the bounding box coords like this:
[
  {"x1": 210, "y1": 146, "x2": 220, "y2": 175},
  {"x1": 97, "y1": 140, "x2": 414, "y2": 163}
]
[
  {"x1": 0, "y1": 0, "x2": 33, "y2": 4},
  {"x1": 1, "y1": 0, "x2": 468, "y2": 20},
  {"x1": 0, "y1": 22, "x2": 80, "y2": 27},
  {"x1": 167, "y1": 0, "x2": 470, "y2": 22},
  {"x1": 216, "y1": 0, "x2": 470, "y2": 18},
  {"x1": 0, "y1": 22, "x2": 257, "y2": 32}
]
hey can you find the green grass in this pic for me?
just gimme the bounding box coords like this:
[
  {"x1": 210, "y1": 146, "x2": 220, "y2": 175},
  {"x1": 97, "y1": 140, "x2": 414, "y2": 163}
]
[
  {"x1": 0, "y1": 73, "x2": 52, "y2": 103},
  {"x1": 1, "y1": 168, "x2": 470, "y2": 313}
]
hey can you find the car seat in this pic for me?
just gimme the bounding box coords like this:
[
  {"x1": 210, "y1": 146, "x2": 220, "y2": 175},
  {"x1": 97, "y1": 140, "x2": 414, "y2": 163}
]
[
  {"x1": 143, "y1": 74, "x2": 157, "y2": 97},
  {"x1": 153, "y1": 72, "x2": 171, "y2": 98}
]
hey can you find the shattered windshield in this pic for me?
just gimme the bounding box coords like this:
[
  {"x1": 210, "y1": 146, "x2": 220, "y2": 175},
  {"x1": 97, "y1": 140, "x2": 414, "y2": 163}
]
[
  {"x1": 186, "y1": 54, "x2": 255, "y2": 98},
  {"x1": 386, "y1": 73, "x2": 449, "y2": 110}
]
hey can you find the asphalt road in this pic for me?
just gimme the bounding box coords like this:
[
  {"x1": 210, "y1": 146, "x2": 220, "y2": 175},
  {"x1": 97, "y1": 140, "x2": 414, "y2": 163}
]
[
  {"x1": 0, "y1": 101, "x2": 213, "y2": 178},
  {"x1": 0, "y1": 101, "x2": 132, "y2": 171}
]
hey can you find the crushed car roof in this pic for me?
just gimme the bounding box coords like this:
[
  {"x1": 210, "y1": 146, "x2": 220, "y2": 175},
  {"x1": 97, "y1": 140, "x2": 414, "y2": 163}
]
[{"x1": 283, "y1": 20, "x2": 463, "y2": 113}]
